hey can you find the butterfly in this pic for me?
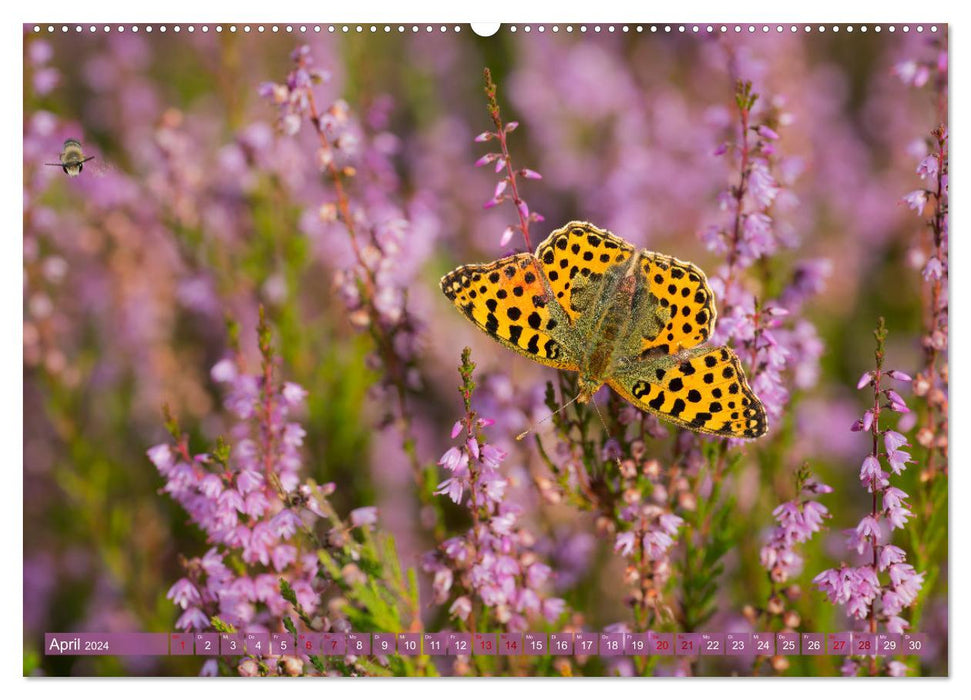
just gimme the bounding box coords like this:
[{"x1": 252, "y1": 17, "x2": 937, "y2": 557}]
[{"x1": 440, "y1": 221, "x2": 767, "y2": 438}]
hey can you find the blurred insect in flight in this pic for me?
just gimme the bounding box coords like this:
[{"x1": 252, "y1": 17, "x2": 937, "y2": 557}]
[{"x1": 45, "y1": 138, "x2": 96, "y2": 177}]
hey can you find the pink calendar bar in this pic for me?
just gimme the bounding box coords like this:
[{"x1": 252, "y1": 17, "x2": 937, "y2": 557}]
[
  {"x1": 624, "y1": 632, "x2": 650, "y2": 656},
  {"x1": 877, "y1": 633, "x2": 902, "y2": 656},
  {"x1": 903, "y1": 633, "x2": 929, "y2": 657},
  {"x1": 297, "y1": 632, "x2": 320, "y2": 654},
  {"x1": 373, "y1": 633, "x2": 396, "y2": 655},
  {"x1": 245, "y1": 632, "x2": 269, "y2": 656},
  {"x1": 398, "y1": 633, "x2": 421, "y2": 656},
  {"x1": 751, "y1": 632, "x2": 774, "y2": 656},
  {"x1": 44, "y1": 633, "x2": 168, "y2": 656},
  {"x1": 700, "y1": 633, "x2": 725, "y2": 656},
  {"x1": 777, "y1": 632, "x2": 800, "y2": 655},
  {"x1": 447, "y1": 632, "x2": 471, "y2": 655},
  {"x1": 852, "y1": 633, "x2": 876, "y2": 656},
  {"x1": 676, "y1": 633, "x2": 701, "y2": 657},
  {"x1": 499, "y1": 632, "x2": 522, "y2": 656},
  {"x1": 725, "y1": 632, "x2": 751, "y2": 656},
  {"x1": 574, "y1": 631, "x2": 598, "y2": 656},
  {"x1": 827, "y1": 632, "x2": 851, "y2": 655},
  {"x1": 270, "y1": 633, "x2": 295, "y2": 656},
  {"x1": 802, "y1": 632, "x2": 825, "y2": 656},
  {"x1": 195, "y1": 632, "x2": 219, "y2": 656},
  {"x1": 45, "y1": 628, "x2": 934, "y2": 658},
  {"x1": 170, "y1": 633, "x2": 193, "y2": 656},
  {"x1": 524, "y1": 632, "x2": 547, "y2": 655},
  {"x1": 423, "y1": 632, "x2": 448, "y2": 655},
  {"x1": 346, "y1": 632, "x2": 370, "y2": 655},
  {"x1": 220, "y1": 633, "x2": 243, "y2": 655},
  {"x1": 549, "y1": 632, "x2": 573, "y2": 655},
  {"x1": 599, "y1": 632, "x2": 624, "y2": 656},
  {"x1": 474, "y1": 632, "x2": 497, "y2": 655},
  {"x1": 321, "y1": 633, "x2": 347, "y2": 656},
  {"x1": 649, "y1": 632, "x2": 674, "y2": 655}
]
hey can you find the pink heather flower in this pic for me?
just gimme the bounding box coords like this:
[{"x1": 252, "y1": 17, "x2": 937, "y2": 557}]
[
  {"x1": 432, "y1": 568, "x2": 453, "y2": 601},
  {"x1": 757, "y1": 125, "x2": 780, "y2": 140},
  {"x1": 167, "y1": 578, "x2": 202, "y2": 609},
  {"x1": 892, "y1": 59, "x2": 932, "y2": 87},
  {"x1": 175, "y1": 607, "x2": 210, "y2": 631},
  {"x1": 747, "y1": 160, "x2": 779, "y2": 208},
  {"x1": 601, "y1": 438, "x2": 622, "y2": 461},
  {"x1": 474, "y1": 131, "x2": 494, "y2": 142},
  {"x1": 861, "y1": 410, "x2": 874, "y2": 432},
  {"x1": 885, "y1": 390, "x2": 907, "y2": 407},
  {"x1": 922, "y1": 257, "x2": 944, "y2": 281},
  {"x1": 33, "y1": 68, "x2": 59, "y2": 96},
  {"x1": 902, "y1": 190, "x2": 928, "y2": 213},
  {"x1": 884, "y1": 430, "x2": 908, "y2": 452},
  {"x1": 886, "y1": 370, "x2": 912, "y2": 382},
  {"x1": 855, "y1": 515, "x2": 881, "y2": 541},
  {"x1": 450, "y1": 421, "x2": 463, "y2": 439},
  {"x1": 236, "y1": 469, "x2": 263, "y2": 494},
  {"x1": 886, "y1": 616, "x2": 910, "y2": 635},
  {"x1": 270, "y1": 509, "x2": 302, "y2": 539},
  {"x1": 643, "y1": 530, "x2": 675, "y2": 560},
  {"x1": 466, "y1": 438, "x2": 480, "y2": 460},
  {"x1": 270, "y1": 544, "x2": 297, "y2": 572},
  {"x1": 860, "y1": 455, "x2": 884, "y2": 488},
  {"x1": 614, "y1": 531, "x2": 636, "y2": 557},
  {"x1": 449, "y1": 596, "x2": 472, "y2": 620},
  {"x1": 917, "y1": 154, "x2": 939, "y2": 180},
  {"x1": 800, "y1": 501, "x2": 828, "y2": 533},
  {"x1": 841, "y1": 658, "x2": 860, "y2": 677},
  {"x1": 147, "y1": 444, "x2": 175, "y2": 473},
  {"x1": 886, "y1": 501, "x2": 913, "y2": 529},
  {"x1": 886, "y1": 660, "x2": 909, "y2": 677},
  {"x1": 542, "y1": 597, "x2": 566, "y2": 622},
  {"x1": 658, "y1": 513, "x2": 684, "y2": 536},
  {"x1": 210, "y1": 358, "x2": 237, "y2": 383},
  {"x1": 434, "y1": 477, "x2": 464, "y2": 505},
  {"x1": 481, "y1": 475, "x2": 507, "y2": 502},
  {"x1": 856, "y1": 371, "x2": 874, "y2": 389},
  {"x1": 244, "y1": 491, "x2": 271, "y2": 518},
  {"x1": 349, "y1": 506, "x2": 378, "y2": 528},
  {"x1": 888, "y1": 564, "x2": 925, "y2": 603},
  {"x1": 281, "y1": 382, "x2": 307, "y2": 406},
  {"x1": 438, "y1": 446, "x2": 468, "y2": 472},
  {"x1": 480, "y1": 444, "x2": 506, "y2": 470},
  {"x1": 499, "y1": 226, "x2": 515, "y2": 246},
  {"x1": 28, "y1": 40, "x2": 53, "y2": 66},
  {"x1": 878, "y1": 545, "x2": 907, "y2": 571}
]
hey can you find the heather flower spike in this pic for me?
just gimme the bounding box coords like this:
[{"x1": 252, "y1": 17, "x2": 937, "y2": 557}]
[
  {"x1": 423, "y1": 348, "x2": 566, "y2": 631},
  {"x1": 814, "y1": 318, "x2": 924, "y2": 675},
  {"x1": 479, "y1": 68, "x2": 542, "y2": 249}
]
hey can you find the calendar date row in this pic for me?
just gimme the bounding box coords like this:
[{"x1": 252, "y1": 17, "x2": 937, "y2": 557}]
[{"x1": 47, "y1": 631, "x2": 929, "y2": 658}]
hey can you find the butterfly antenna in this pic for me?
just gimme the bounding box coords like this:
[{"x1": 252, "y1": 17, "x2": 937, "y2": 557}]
[
  {"x1": 516, "y1": 391, "x2": 583, "y2": 441},
  {"x1": 589, "y1": 396, "x2": 623, "y2": 468},
  {"x1": 590, "y1": 394, "x2": 609, "y2": 434}
]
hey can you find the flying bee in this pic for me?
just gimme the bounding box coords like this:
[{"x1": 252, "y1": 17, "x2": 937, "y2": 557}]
[{"x1": 45, "y1": 138, "x2": 96, "y2": 177}]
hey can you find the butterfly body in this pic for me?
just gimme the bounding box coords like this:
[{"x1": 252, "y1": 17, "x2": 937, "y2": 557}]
[{"x1": 441, "y1": 221, "x2": 767, "y2": 438}]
